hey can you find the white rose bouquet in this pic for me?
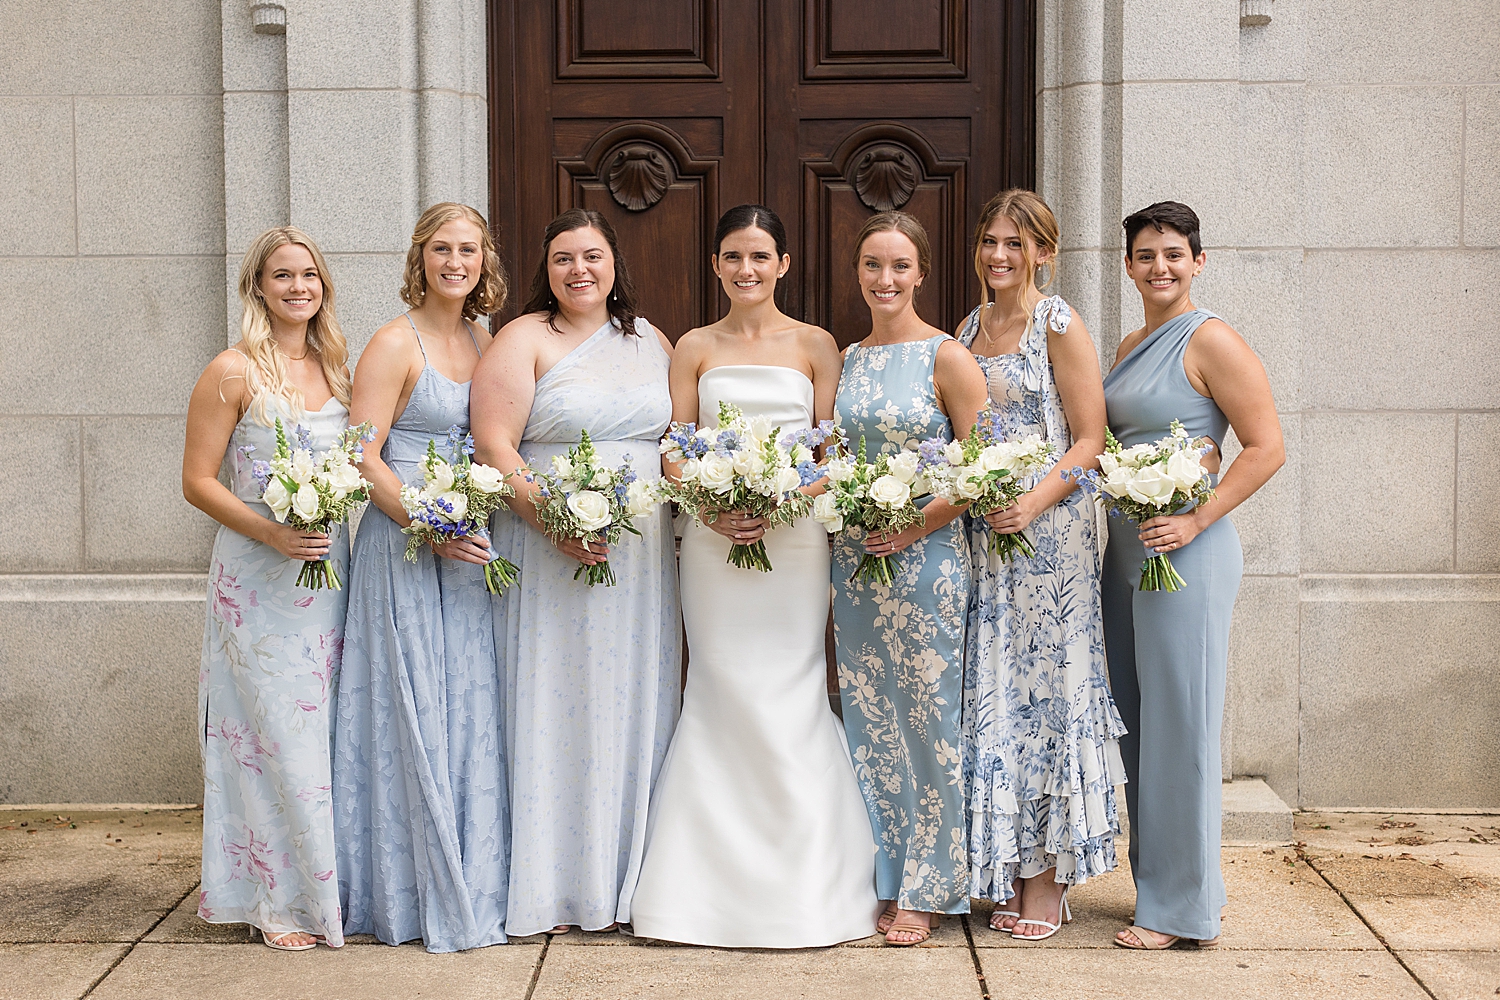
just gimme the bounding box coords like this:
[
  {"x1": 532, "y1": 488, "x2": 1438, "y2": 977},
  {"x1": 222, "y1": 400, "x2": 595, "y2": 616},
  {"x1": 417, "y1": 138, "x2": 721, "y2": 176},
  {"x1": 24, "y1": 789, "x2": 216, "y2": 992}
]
[
  {"x1": 814, "y1": 433, "x2": 927, "y2": 587},
  {"x1": 250, "y1": 417, "x2": 376, "y2": 590},
  {"x1": 522, "y1": 428, "x2": 660, "y2": 587},
  {"x1": 918, "y1": 403, "x2": 1056, "y2": 562},
  {"x1": 657, "y1": 401, "x2": 833, "y2": 572},
  {"x1": 1066, "y1": 419, "x2": 1216, "y2": 592},
  {"x1": 398, "y1": 426, "x2": 520, "y2": 594}
]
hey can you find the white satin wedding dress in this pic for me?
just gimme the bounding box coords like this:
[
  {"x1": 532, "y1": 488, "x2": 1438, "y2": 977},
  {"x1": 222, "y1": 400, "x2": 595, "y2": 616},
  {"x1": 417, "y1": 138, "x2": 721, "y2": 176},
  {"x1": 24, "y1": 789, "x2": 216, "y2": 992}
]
[{"x1": 625, "y1": 365, "x2": 879, "y2": 948}]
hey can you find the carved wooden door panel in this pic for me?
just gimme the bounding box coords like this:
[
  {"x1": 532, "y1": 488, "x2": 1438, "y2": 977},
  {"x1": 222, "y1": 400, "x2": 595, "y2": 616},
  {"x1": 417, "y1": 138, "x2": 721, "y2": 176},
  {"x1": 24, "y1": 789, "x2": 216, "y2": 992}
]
[{"x1": 489, "y1": 1, "x2": 1033, "y2": 342}]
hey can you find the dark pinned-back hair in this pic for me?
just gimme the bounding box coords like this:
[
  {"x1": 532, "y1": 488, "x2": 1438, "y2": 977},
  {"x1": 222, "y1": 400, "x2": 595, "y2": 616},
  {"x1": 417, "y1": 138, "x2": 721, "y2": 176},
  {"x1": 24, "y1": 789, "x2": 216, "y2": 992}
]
[
  {"x1": 1122, "y1": 201, "x2": 1202, "y2": 257},
  {"x1": 522, "y1": 208, "x2": 641, "y2": 335},
  {"x1": 714, "y1": 204, "x2": 788, "y2": 258}
]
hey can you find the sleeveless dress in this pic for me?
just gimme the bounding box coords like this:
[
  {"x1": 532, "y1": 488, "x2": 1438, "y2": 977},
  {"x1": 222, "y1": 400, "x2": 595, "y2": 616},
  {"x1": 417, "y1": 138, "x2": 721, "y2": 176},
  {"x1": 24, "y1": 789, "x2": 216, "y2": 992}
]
[
  {"x1": 956, "y1": 297, "x2": 1125, "y2": 902},
  {"x1": 1101, "y1": 308, "x2": 1241, "y2": 942},
  {"x1": 626, "y1": 365, "x2": 880, "y2": 948},
  {"x1": 832, "y1": 335, "x2": 972, "y2": 916},
  {"x1": 490, "y1": 317, "x2": 680, "y2": 936},
  {"x1": 332, "y1": 317, "x2": 509, "y2": 953},
  {"x1": 198, "y1": 394, "x2": 350, "y2": 945}
]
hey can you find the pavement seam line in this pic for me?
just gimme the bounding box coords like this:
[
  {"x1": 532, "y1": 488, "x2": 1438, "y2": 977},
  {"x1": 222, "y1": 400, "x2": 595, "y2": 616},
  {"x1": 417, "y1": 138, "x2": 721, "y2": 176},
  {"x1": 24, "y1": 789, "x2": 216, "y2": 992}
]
[
  {"x1": 522, "y1": 934, "x2": 550, "y2": 1000},
  {"x1": 78, "y1": 879, "x2": 201, "y2": 998},
  {"x1": 1299, "y1": 854, "x2": 1439, "y2": 1000},
  {"x1": 960, "y1": 915, "x2": 993, "y2": 1000}
]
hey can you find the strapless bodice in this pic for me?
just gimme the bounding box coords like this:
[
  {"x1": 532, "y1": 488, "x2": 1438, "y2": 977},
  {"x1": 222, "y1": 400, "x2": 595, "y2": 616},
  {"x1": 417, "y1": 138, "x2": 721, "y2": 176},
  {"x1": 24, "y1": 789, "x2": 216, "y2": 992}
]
[{"x1": 696, "y1": 365, "x2": 814, "y2": 433}]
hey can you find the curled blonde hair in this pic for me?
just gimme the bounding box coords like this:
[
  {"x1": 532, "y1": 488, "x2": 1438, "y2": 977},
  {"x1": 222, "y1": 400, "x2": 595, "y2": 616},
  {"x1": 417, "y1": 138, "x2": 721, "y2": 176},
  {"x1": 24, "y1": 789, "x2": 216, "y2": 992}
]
[
  {"x1": 400, "y1": 202, "x2": 508, "y2": 319},
  {"x1": 235, "y1": 227, "x2": 351, "y2": 425},
  {"x1": 973, "y1": 188, "x2": 1060, "y2": 310}
]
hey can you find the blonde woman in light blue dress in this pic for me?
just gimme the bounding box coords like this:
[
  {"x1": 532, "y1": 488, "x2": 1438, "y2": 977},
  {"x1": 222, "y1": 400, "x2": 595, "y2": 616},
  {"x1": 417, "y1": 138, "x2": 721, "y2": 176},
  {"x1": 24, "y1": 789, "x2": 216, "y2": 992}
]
[{"x1": 183, "y1": 227, "x2": 353, "y2": 952}]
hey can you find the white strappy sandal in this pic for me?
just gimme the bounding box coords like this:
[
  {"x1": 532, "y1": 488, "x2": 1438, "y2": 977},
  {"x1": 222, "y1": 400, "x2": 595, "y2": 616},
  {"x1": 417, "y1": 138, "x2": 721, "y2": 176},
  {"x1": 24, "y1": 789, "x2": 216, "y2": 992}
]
[{"x1": 1010, "y1": 887, "x2": 1071, "y2": 942}]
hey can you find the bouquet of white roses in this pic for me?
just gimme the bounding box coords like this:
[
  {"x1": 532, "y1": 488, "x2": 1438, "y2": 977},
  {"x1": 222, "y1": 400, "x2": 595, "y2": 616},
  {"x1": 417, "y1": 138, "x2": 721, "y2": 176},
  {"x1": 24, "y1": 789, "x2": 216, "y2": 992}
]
[
  {"x1": 812, "y1": 433, "x2": 927, "y2": 587},
  {"x1": 523, "y1": 428, "x2": 660, "y2": 587},
  {"x1": 398, "y1": 426, "x2": 520, "y2": 594},
  {"x1": 1066, "y1": 419, "x2": 1215, "y2": 592},
  {"x1": 251, "y1": 417, "x2": 376, "y2": 590},
  {"x1": 918, "y1": 404, "x2": 1056, "y2": 562},
  {"x1": 657, "y1": 401, "x2": 832, "y2": 572}
]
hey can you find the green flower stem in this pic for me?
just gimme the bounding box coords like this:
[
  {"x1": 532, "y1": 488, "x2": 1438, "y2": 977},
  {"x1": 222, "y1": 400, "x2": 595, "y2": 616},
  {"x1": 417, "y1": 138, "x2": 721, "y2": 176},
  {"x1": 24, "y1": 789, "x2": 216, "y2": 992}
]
[
  {"x1": 989, "y1": 528, "x2": 1036, "y2": 563},
  {"x1": 1138, "y1": 553, "x2": 1187, "y2": 592},
  {"x1": 727, "y1": 540, "x2": 774, "y2": 572},
  {"x1": 295, "y1": 556, "x2": 340, "y2": 591},
  {"x1": 574, "y1": 559, "x2": 617, "y2": 587},
  {"x1": 851, "y1": 553, "x2": 901, "y2": 588},
  {"x1": 484, "y1": 555, "x2": 521, "y2": 595}
]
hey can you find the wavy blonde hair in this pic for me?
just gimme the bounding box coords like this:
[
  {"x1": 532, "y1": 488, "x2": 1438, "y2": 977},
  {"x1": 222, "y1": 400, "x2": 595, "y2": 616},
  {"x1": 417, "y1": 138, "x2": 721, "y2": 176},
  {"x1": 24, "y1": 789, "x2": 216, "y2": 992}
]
[
  {"x1": 972, "y1": 188, "x2": 1060, "y2": 310},
  {"x1": 400, "y1": 202, "x2": 508, "y2": 319},
  {"x1": 234, "y1": 227, "x2": 351, "y2": 425}
]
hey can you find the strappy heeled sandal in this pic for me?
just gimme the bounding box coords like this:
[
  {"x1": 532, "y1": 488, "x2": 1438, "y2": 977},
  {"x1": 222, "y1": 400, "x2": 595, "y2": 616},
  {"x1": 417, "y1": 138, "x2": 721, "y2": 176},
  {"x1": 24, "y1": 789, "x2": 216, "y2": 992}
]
[
  {"x1": 989, "y1": 907, "x2": 1020, "y2": 932},
  {"x1": 885, "y1": 913, "x2": 936, "y2": 947},
  {"x1": 876, "y1": 902, "x2": 899, "y2": 934},
  {"x1": 1011, "y1": 887, "x2": 1071, "y2": 942},
  {"x1": 261, "y1": 929, "x2": 317, "y2": 952},
  {"x1": 1114, "y1": 925, "x2": 1178, "y2": 950}
]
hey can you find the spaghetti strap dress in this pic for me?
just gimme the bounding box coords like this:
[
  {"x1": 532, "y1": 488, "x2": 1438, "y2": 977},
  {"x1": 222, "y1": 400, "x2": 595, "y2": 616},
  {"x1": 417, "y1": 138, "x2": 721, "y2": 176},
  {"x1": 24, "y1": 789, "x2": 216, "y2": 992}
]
[
  {"x1": 333, "y1": 316, "x2": 509, "y2": 953},
  {"x1": 956, "y1": 296, "x2": 1125, "y2": 903},
  {"x1": 1101, "y1": 307, "x2": 1241, "y2": 943},
  {"x1": 831, "y1": 334, "x2": 971, "y2": 916},
  {"x1": 198, "y1": 393, "x2": 350, "y2": 945}
]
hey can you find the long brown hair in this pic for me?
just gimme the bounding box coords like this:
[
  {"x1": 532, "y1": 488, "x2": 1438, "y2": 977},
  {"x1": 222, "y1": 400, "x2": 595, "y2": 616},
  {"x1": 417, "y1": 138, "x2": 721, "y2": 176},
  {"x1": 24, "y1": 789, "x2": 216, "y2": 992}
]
[
  {"x1": 522, "y1": 209, "x2": 641, "y2": 335},
  {"x1": 234, "y1": 227, "x2": 351, "y2": 424},
  {"x1": 400, "y1": 202, "x2": 508, "y2": 319},
  {"x1": 972, "y1": 189, "x2": 1060, "y2": 309}
]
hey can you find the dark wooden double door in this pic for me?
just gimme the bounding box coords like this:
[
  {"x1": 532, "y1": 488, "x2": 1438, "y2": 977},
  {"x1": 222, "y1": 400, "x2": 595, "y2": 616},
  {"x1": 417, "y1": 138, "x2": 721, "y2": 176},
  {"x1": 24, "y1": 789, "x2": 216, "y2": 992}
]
[{"x1": 490, "y1": 0, "x2": 1034, "y2": 343}]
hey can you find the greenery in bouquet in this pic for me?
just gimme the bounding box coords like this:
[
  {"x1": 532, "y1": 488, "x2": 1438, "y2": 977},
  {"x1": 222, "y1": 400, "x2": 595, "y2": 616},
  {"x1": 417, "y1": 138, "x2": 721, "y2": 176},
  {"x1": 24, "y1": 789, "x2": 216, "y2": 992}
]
[
  {"x1": 812, "y1": 433, "x2": 927, "y2": 587},
  {"x1": 251, "y1": 417, "x2": 376, "y2": 589},
  {"x1": 524, "y1": 428, "x2": 659, "y2": 587},
  {"x1": 398, "y1": 426, "x2": 520, "y2": 594}
]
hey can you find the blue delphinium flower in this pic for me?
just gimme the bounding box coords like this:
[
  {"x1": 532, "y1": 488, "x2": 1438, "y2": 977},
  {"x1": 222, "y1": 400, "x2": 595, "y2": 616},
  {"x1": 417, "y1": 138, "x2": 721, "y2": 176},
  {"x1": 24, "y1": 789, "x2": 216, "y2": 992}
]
[{"x1": 294, "y1": 424, "x2": 313, "y2": 451}]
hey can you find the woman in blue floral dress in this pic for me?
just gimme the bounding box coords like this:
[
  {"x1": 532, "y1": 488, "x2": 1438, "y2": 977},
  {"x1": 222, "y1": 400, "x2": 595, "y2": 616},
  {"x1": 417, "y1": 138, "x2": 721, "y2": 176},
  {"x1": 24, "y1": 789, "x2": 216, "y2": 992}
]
[
  {"x1": 956, "y1": 190, "x2": 1125, "y2": 941},
  {"x1": 183, "y1": 227, "x2": 354, "y2": 951},
  {"x1": 832, "y1": 212, "x2": 988, "y2": 946}
]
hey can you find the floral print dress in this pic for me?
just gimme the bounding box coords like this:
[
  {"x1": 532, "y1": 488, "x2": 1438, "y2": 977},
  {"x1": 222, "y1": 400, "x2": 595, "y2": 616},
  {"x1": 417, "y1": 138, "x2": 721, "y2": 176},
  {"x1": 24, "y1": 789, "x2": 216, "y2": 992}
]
[
  {"x1": 199, "y1": 395, "x2": 349, "y2": 944},
  {"x1": 832, "y1": 335, "x2": 971, "y2": 915},
  {"x1": 956, "y1": 296, "x2": 1126, "y2": 902}
]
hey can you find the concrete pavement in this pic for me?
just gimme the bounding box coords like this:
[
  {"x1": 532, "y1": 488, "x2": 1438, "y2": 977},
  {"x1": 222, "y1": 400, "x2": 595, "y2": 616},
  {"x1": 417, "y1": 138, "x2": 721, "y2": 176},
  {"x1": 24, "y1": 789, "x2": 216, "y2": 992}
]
[{"x1": 2, "y1": 806, "x2": 1496, "y2": 999}]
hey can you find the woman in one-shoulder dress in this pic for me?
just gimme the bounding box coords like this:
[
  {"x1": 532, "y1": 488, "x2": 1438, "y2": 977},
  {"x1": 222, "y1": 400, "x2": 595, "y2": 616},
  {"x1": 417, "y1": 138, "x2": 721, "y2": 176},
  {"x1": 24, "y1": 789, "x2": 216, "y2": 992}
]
[
  {"x1": 956, "y1": 190, "x2": 1125, "y2": 941},
  {"x1": 183, "y1": 227, "x2": 353, "y2": 951},
  {"x1": 831, "y1": 212, "x2": 988, "y2": 946},
  {"x1": 333, "y1": 203, "x2": 510, "y2": 953},
  {"x1": 1104, "y1": 202, "x2": 1283, "y2": 950},
  {"x1": 627, "y1": 205, "x2": 879, "y2": 947},
  {"x1": 472, "y1": 209, "x2": 680, "y2": 937}
]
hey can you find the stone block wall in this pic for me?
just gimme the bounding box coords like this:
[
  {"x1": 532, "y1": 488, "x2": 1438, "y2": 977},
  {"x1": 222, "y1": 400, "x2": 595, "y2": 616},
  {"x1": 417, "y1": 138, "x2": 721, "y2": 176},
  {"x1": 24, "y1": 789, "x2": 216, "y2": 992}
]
[{"x1": 1038, "y1": 0, "x2": 1500, "y2": 809}]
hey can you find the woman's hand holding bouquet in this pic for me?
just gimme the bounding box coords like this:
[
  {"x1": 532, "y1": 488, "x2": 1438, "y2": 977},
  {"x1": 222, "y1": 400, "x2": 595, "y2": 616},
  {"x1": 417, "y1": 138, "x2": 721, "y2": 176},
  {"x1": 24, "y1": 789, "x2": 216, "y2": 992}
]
[{"x1": 398, "y1": 426, "x2": 521, "y2": 594}]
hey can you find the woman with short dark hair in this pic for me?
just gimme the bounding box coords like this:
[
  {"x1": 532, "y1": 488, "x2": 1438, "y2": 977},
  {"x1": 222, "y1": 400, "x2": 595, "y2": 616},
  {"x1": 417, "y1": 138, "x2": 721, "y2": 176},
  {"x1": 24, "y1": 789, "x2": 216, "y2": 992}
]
[{"x1": 1104, "y1": 201, "x2": 1284, "y2": 950}]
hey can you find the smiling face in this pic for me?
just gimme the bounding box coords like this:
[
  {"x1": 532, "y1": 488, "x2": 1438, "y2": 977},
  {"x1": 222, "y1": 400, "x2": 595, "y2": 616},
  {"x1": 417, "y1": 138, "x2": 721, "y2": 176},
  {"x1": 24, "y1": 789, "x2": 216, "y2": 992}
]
[
  {"x1": 1125, "y1": 225, "x2": 1204, "y2": 310},
  {"x1": 546, "y1": 226, "x2": 615, "y2": 315},
  {"x1": 857, "y1": 229, "x2": 923, "y2": 317},
  {"x1": 713, "y1": 226, "x2": 788, "y2": 307},
  {"x1": 259, "y1": 243, "x2": 323, "y2": 331},
  {"x1": 422, "y1": 218, "x2": 484, "y2": 304},
  {"x1": 978, "y1": 214, "x2": 1050, "y2": 298}
]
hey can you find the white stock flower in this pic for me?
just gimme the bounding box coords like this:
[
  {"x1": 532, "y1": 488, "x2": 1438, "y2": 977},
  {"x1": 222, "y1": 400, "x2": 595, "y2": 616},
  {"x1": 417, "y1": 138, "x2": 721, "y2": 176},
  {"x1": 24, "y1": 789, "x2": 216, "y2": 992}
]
[
  {"x1": 468, "y1": 463, "x2": 506, "y2": 494},
  {"x1": 1098, "y1": 451, "x2": 1121, "y2": 476},
  {"x1": 942, "y1": 440, "x2": 965, "y2": 465},
  {"x1": 812, "y1": 491, "x2": 843, "y2": 532},
  {"x1": 791, "y1": 443, "x2": 813, "y2": 465},
  {"x1": 292, "y1": 482, "x2": 321, "y2": 522},
  {"x1": 869, "y1": 474, "x2": 912, "y2": 510},
  {"x1": 324, "y1": 461, "x2": 365, "y2": 495},
  {"x1": 290, "y1": 449, "x2": 316, "y2": 485},
  {"x1": 731, "y1": 450, "x2": 766, "y2": 478},
  {"x1": 435, "y1": 490, "x2": 469, "y2": 522},
  {"x1": 625, "y1": 479, "x2": 658, "y2": 518},
  {"x1": 1118, "y1": 444, "x2": 1156, "y2": 467},
  {"x1": 748, "y1": 414, "x2": 775, "y2": 440},
  {"x1": 824, "y1": 456, "x2": 855, "y2": 484},
  {"x1": 886, "y1": 450, "x2": 920, "y2": 485},
  {"x1": 566, "y1": 490, "x2": 612, "y2": 532},
  {"x1": 771, "y1": 466, "x2": 801, "y2": 495},
  {"x1": 263, "y1": 479, "x2": 293, "y2": 520},
  {"x1": 427, "y1": 459, "x2": 456, "y2": 493},
  {"x1": 1165, "y1": 450, "x2": 1206, "y2": 492},
  {"x1": 588, "y1": 466, "x2": 613, "y2": 490},
  {"x1": 550, "y1": 454, "x2": 575, "y2": 480},
  {"x1": 698, "y1": 453, "x2": 736, "y2": 493},
  {"x1": 1125, "y1": 465, "x2": 1177, "y2": 506}
]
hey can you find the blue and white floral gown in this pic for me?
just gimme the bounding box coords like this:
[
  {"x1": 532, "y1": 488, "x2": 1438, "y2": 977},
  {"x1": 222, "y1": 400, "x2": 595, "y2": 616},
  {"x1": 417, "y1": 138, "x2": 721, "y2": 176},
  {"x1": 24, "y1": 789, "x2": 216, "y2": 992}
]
[
  {"x1": 198, "y1": 394, "x2": 349, "y2": 944},
  {"x1": 956, "y1": 296, "x2": 1126, "y2": 902},
  {"x1": 832, "y1": 335, "x2": 971, "y2": 916}
]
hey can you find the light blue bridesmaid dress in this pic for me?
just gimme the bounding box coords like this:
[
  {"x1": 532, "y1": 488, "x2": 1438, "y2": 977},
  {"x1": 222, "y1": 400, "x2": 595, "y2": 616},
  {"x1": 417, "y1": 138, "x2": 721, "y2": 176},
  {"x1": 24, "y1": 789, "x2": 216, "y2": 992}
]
[
  {"x1": 332, "y1": 317, "x2": 508, "y2": 953},
  {"x1": 832, "y1": 335, "x2": 971, "y2": 916},
  {"x1": 956, "y1": 296, "x2": 1126, "y2": 903},
  {"x1": 1101, "y1": 307, "x2": 1241, "y2": 942},
  {"x1": 490, "y1": 317, "x2": 680, "y2": 936},
  {"x1": 199, "y1": 391, "x2": 349, "y2": 945}
]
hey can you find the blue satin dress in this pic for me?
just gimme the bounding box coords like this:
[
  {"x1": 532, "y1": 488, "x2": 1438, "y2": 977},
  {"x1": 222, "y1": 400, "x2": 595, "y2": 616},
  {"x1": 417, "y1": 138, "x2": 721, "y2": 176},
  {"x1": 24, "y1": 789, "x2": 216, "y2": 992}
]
[{"x1": 1101, "y1": 308, "x2": 1241, "y2": 942}]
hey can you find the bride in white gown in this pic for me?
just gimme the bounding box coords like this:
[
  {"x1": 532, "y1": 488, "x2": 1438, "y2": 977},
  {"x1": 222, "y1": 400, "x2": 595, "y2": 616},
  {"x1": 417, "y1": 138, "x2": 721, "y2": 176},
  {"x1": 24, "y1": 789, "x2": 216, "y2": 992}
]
[{"x1": 626, "y1": 206, "x2": 879, "y2": 947}]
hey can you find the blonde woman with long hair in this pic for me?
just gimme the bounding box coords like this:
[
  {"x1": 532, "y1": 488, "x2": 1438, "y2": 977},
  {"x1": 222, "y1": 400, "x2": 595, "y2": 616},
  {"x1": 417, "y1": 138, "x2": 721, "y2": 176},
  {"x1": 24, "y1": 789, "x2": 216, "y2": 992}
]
[
  {"x1": 955, "y1": 190, "x2": 1125, "y2": 942},
  {"x1": 182, "y1": 226, "x2": 353, "y2": 951},
  {"x1": 331, "y1": 203, "x2": 510, "y2": 952}
]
